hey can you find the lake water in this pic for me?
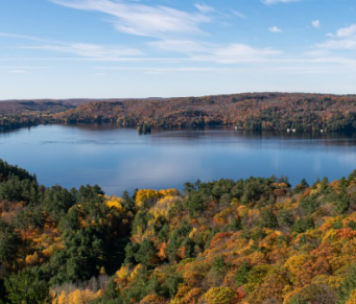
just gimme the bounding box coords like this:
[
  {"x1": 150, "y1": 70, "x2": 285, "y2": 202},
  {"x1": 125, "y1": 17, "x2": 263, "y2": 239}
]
[{"x1": 1, "y1": 124, "x2": 356, "y2": 195}]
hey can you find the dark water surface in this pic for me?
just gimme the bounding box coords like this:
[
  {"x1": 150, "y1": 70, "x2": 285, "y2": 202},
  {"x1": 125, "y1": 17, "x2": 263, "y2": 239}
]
[{"x1": 1, "y1": 124, "x2": 356, "y2": 195}]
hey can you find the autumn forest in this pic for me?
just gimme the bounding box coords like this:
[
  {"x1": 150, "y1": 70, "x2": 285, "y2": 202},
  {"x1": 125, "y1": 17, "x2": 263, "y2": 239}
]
[
  {"x1": 4, "y1": 0, "x2": 356, "y2": 302},
  {"x1": 2, "y1": 93, "x2": 356, "y2": 133},
  {"x1": 2, "y1": 158, "x2": 356, "y2": 304}
]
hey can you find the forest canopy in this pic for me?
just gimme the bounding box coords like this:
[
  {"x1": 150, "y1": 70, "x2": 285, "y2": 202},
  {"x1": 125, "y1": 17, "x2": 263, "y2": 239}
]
[{"x1": 3, "y1": 159, "x2": 356, "y2": 303}]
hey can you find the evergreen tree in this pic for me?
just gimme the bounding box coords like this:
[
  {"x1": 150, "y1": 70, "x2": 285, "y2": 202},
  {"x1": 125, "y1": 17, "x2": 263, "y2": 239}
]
[
  {"x1": 338, "y1": 264, "x2": 356, "y2": 304},
  {"x1": 5, "y1": 269, "x2": 49, "y2": 304},
  {"x1": 234, "y1": 260, "x2": 250, "y2": 287}
]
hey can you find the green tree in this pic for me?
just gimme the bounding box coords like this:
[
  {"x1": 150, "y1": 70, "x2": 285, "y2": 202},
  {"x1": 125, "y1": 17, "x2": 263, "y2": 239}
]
[
  {"x1": 5, "y1": 269, "x2": 49, "y2": 304},
  {"x1": 277, "y1": 209, "x2": 294, "y2": 228},
  {"x1": 338, "y1": 264, "x2": 356, "y2": 304},
  {"x1": 260, "y1": 208, "x2": 278, "y2": 229},
  {"x1": 135, "y1": 239, "x2": 157, "y2": 267},
  {"x1": 235, "y1": 260, "x2": 250, "y2": 287},
  {"x1": 292, "y1": 217, "x2": 314, "y2": 233},
  {"x1": 0, "y1": 220, "x2": 19, "y2": 276}
]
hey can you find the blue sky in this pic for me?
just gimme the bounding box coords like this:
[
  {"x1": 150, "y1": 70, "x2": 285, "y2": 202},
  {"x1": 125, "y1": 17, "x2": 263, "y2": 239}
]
[{"x1": 1, "y1": 0, "x2": 356, "y2": 99}]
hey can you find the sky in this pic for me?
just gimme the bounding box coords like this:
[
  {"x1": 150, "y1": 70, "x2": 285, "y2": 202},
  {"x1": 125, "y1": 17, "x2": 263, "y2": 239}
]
[{"x1": 1, "y1": 0, "x2": 356, "y2": 99}]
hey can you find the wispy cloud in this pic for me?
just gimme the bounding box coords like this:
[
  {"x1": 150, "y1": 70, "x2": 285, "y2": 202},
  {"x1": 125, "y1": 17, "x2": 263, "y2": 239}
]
[
  {"x1": 312, "y1": 20, "x2": 320, "y2": 28},
  {"x1": 1, "y1": 32, "x2": 142, "y2": 59},
  {"x1": 8, "y1": 70, "x2": 27, "y2": 74},
  {"x1": 262, "y1": 0, "x2": 303, "y2": 5},
  {"x1": 232, "y1": 11, "x2": 247, "y2": 19},
  {"x1": 148, "y1": 40, "x2": 212, "y2": 55},
  {"x1": 0, "y1": 66, "x2": 50, "y2": 70},
  {"x1": 269, "y1": 26, "x2": 282, "y2": 33},
  {"x1": 0, "y1": 32, "x2": 62, "y2": 44},
  {"x1": 94, "y1": 66, "x2": 223, "y2": 73},
  {"x1": 49, "y1": 0, "x2": 211, "y2": 38},
  {"x1": 194, "y1": 44, "x2": 282, "y2": 64},
  {"x1": 0, "y1": 56, "x2": 193, "y2": 63},
  {"x1": 316, "y1": 23, "x2": 356, "y2": 50},
  {"x1": 149, "y1": 39, "x2": 281, "y2": 63},
  {"x1": 194, "y1": 3, "x2": 215, "y2": 13},
  {"x1": 317, "y1": 39, "x2": 356, "y2": 50},
  {"x1": 21, "y1": 43, "x2": 142, "y2": 58}
]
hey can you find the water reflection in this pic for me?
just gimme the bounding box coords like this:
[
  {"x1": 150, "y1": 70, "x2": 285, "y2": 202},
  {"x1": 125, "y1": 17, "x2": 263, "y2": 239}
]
[{"x1": 1, "y1": 124, "x2": 356, "y2": 195}]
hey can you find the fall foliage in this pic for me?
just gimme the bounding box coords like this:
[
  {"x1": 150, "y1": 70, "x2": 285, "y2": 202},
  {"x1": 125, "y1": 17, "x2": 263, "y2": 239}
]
[
  {"x1": 3, "y1": 93, "x2": 356, "y2": 133},
  {"x1": 3, "y1": 159, "x2": 356, "y2": 303}
]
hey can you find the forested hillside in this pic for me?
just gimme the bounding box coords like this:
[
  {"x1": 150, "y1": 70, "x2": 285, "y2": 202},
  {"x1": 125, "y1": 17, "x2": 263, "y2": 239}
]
[
  {"x1": 0, "y1": 100, "x2": 89, "y2": 130},
  {"x1": 2, "y1": 93, "x2": 356, "y2": 132},
  {"x1": 55, "y1": 93, "x2": 356, "y2": 132},
  {"x1": 3, "y1": 160, "x2": 356, "y2": 303}
]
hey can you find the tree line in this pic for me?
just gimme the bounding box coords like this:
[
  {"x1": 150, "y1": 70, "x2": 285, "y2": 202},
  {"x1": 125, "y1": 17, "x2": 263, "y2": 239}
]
[{"x1": 3, "y1": 93, "x2": 356, "y2": 133}]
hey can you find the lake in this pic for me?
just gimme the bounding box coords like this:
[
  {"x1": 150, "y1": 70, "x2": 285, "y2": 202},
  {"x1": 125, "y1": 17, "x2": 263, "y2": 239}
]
[{"x1": 1, "y1": 124, "x2": 356, "y2": 195}]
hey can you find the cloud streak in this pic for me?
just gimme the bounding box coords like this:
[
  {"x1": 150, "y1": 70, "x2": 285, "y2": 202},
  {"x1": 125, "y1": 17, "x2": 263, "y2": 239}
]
[
  {"x1": 8, "y1": 70, "x2": 27, "y2": 74},
  {"x1": 262, "y1": 0, "x2": 303, "y2": 5},
  {"x1": 21, "y1": 43, "x2": 142, "y2": 58},
  {"x1": 232, "y1": 11, "x2": 247, "y2": 19},
  {"x1": 149, "y1": 39, "x2": 281, "y2": 63},
  {"x1": 1, "y1": 31, "x2": 142, "y2": 59},
  {"x1": 49, "y1": 0, "x2": 211, "y2": 38},
  {"x1": 194, "y1": 3, "x2": 215, "y2": 13}
]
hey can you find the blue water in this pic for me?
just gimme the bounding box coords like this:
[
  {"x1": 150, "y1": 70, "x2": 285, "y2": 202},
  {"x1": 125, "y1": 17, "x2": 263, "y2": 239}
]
[{"x1": 1, "y1": 124, "x2": 356, "y2": 195}]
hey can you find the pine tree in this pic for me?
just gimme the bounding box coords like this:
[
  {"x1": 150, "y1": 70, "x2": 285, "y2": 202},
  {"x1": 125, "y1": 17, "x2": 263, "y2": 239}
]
[
  {"x1": 338, "y1": 264, "x2": 356, "y2": 304},
  {"x1": 234, "y1": 259, "x2": 250, "y2": 287}
]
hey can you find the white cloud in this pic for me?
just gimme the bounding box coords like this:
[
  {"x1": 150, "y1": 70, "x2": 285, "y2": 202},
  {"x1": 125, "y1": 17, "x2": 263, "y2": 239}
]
[
  {"x1": 49, "y1": 0, "x2": 211, "y2": 38},
  {"x1": 194, "y1": 3, "x2": 215, "y2": 13},
  {"x1": 1, "y1": 32, "x2": 143, "y2": 59},
  {"x1": 269, "y1": 26, "x2": 282, "y2": 33},
  {"x1": 232, "y1": 10, "x2": 247, "y2": 19},
  {"x1": 316, "y1": 24, "x2": 356, "y2": 50},
  {"x1": 149, "y1": 39, "x2": 281, "y2": 64},
  {"x1": 0, "y1": 56, "x2": 193, "y2": 63},
  {"x1": 0, "y1": 66, "x2": 50, "y2": 70},
  {"x1": 9, "y1": 70, "x2": 27, "y2": 74},
  {"x1": 336, "y1": 24, "x2": 356, "y2": 37},
  {"x1": 312, "y1": 20, "x2": 320, "y2": 28},
  {"x1": 317, "y1": 39, "x2": 356, "y2": 50},
  {"x1": 94, "y1": 66, "x2": 222, "y2": 73},
  {"x1": 23, "y1": 43, "x2": 142, "y2": 58},
  {"x1": 195, "y1": 44, "x2": 282, "y2": 64},
  {"x1": 262, "y1": 0, "x2": 303, "y2": 5},
  {"x1": 0, "y1": 32, "x2": 63, "y2": 44},
  {"x1": 303, "y1": 50, "x2": 330, "y2": 57},
  {"x1": 148, "y1": 40, "x2": 212, "y2": 55}
]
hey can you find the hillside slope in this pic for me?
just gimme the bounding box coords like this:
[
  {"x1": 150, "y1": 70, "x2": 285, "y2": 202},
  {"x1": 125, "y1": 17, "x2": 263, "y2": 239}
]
[
  {"x1": 2, "y1": 160, "x2": 356, "y2": 303},
  {"x1": 54, "y1": 93, "x2": 356, "y2": 132},
  {"x1": 2, "y1": 92, "x2": 356, "y2": 132}
]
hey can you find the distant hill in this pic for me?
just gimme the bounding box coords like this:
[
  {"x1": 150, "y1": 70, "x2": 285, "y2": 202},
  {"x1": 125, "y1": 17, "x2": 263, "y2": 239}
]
[
  {"x1": 2, "y1": 93, "x2": 356, "y2": 132},
  {"x1": 54, "y1": 93, "x2": 356, "y2": 132},
  {"x1": 0, "y1": 100, "x2": 82, "y2": 115}
]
